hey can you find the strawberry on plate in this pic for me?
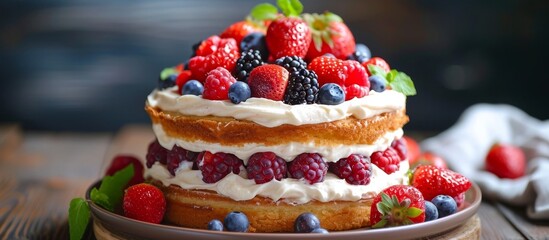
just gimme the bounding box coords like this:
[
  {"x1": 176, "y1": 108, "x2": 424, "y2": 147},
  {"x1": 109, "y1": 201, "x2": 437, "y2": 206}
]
[
  {"x1": 247, "y1": 64, "x2": 289, "y2": 101},
  {"x1": 309, "y1": 56, "x2": 370, "y2": 100},
  {"x1": 412, "y1": 165, "x2": 472, "y2": 201},
  {"x1": 123, "y1": 183, "x2": 166, "y2": 224},
  {"x1": 188, "y1": 36, "x2": 240, "y2": 82},
  {"x1": 370, "y1": 185, "x2": 425, "y2": 228},
  {"x1": 220, "y1": 20, "x2": 266, "y2": 44},
  {"x1": 485, "y1": 143, "x2": 526, "y2": 179},
  {"x1": 303, "y1": 12, "x2": 355, "y2": 61}
]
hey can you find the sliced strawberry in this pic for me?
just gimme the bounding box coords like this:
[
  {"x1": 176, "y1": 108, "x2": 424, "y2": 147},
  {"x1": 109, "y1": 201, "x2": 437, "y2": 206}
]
[
  {"x1": 370, "y1": 185, "x2": 425, "y2": 228},
  {"x1": 266, "y1": 17, "x2": 311, "y2": 59},
  {"x1": 247, "y1": 64, "x2": 289, "y2": 101},
  {"x1": 412, "y1": 165, "x2": 472, "y2": 201}
]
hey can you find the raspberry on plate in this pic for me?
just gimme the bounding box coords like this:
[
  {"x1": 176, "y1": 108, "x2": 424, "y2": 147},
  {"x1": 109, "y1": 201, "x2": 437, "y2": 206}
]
[
  {"x1": 371, "y1": 148, "x2": 400, "y2": 174},
  {"x1": 331, "y1": 154, "x2": 372, "y2": 185},
  {"x1": 197, "y1": 151, "x2": 243, "y2": 183},
  {"x1": 370, "y1": 185, "x2": 425, "y2": 228},
  {"x1": 123, "y1": 183, "x2": 166, "y2": 224},
  {"x1": 203, "y1": 67, "x2": 237, "y2": 100},
  {"x1": 247, "y1": 152, "x2": 287, "y2": 184},
  {"x1": 288, "y1": 153, "x2": 327, "y2": 184}
]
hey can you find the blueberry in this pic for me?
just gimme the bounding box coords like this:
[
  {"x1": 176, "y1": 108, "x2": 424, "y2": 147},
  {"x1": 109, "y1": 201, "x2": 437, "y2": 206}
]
[
  {"x1": 182, "y1": 80, "x2": 204, "y2": 96},
  {"x1": 317, "y1": 83, "x2": 345, "y2": 105},
  {"x1": 355, "y1": 43, "x2": 371, "y2": 59},
  {"x1": 158, "y1": 74, "x2": 178, "y2": 89},
  {"x1": 369, "y1": 75, "x2": 387, "y2": 92},
  {"x1": 241, "y1": 32, "x2": 269, "y2": 61},
  {"x1": 228, "y1": 81, "x2": 251, "y2": 104},
  {"x1": 207, "y1": 219, "x2": 223, "y2": 231},
  {"x1": 424, "y1": 201, "x2": 439, "y2": 221},
  {"x1": 311, "y1": 228, "x2": 329, "y2": 234},
  {"x1": 224, "y1": 211, "x2": 249, "y2": 232},
  {"x1": 431, "y1": 195, "x2": 457, "y2": 218},
  {"x1": 294, "y1": 212, "x2": 321, "y2": 233}
]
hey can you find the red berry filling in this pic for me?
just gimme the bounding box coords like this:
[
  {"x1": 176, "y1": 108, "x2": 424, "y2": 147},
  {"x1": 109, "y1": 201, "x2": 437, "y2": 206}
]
[
  {"x1": 331, "y1": 154, "x2": 372, "y2": 185},
  {"x1": 197, "y1": 151, "x2": 243, "y2": 183},
  {"x1": 146, "y1": 139, "x2": 168, "y2": 168},
  {"x1": 288, "y1": 153, "x2": 327, "y2": 184},
  {"x1": 167, "y1": 146, "x2": 198, "y2": 176},
  {"x1": 391, "y1": 138, "x2": 408, "y2": 161},
  {"x1": 371, "y1": 147, "x2": 401, "y2": 174},
  {"x1": 246, "y1": 152, "x2": 287, "y2": 184}
]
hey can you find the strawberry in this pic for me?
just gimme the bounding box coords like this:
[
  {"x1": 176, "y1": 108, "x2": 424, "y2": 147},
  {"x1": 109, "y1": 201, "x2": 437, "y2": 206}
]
[
  {"x1": 309, "y1": 56, "x2": 370, "y2": 100},
  {"x1": 123, "y1": 183, "x2": 166, "y2": 224},
  {"x1": 410, "y1": 152, "x2": 448, "y2": 169},
  {"x1": 412, "y1": 165, "x2": 472, "y2": 201},
  {"x1": 105, "y1": 155, "x2": 145, "y2": 187},
  {"x1": 403, "y1": 136, "x2": 421, "y2": 163},
  {"x1": 220, "y1": 21, "x2": 265, "y2": 44},
  {"x1": 303, "y1": 12, "x2": 355, "y2": 61},
  {"x1": 188, "y1": 35, "x2": 240, "y2": 82},
  {"x1": 363, "y1": 57, "x2": 391, "y2": 76},
  {"x1": 370, "y1": 185, "x2": 425, "y2": 228},
  {"x1": 266, "y1": 17, "x2": 311, "y2": 59},
  {"x1": 247, "y1": 64, "x2": 289, "y2": 100},
  {"x1": 485, "y1": 144, "x2": 526, "y2": 179}
]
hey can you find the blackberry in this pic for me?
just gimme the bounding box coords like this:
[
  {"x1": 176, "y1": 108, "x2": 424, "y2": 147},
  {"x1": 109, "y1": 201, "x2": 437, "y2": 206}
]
[
  {"x1": 283, "y1": 68, "x2": 319, "y2": 105},
  {"x1": 235, "y1": 49, "x2": 264, "y2": 82},
  {"x1": 275, "y1": 56, "x2": 307, "y2": 73}
]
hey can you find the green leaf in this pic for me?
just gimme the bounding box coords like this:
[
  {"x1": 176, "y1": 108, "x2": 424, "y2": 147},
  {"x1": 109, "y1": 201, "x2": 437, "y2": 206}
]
[
  {"x1": 372, "y1": 219, "x2": 388, "y2": 228},
  {"x1": 160, "y1": 67, "x2": 179, "y2": 81},
  {"x1": 277, "y1": 0, "x2": 303, "y2": 16},
  {"x1": 380, "y1": 192, "x2": 391, "y2": 204},
  {"x1": 389, "y1": 72, "x2": 417, "y2": 96},
  {"x1": 407, "y1": 207, "x2": 423, "y2": 218},
  {"x1": 391, "y1": 195, "x2": 400, "y2": 207},
  {"x1": 324, "y1": 12, "x2": 343, "y2": 23},
  {"x1": 250, "y1": 3, "x2": 278, "y2": 21},
  {"x1": 386, "y1": 69, "x2": 399, "y2": 82},
  {"x1": 69, "y1": 198, "x2": 90, "y2": 240},
  {"x1": 367, "y1": 64, "x2": 388, "y2": 79},
  {"x1": 91, "y1": 164, "x2": 134, "y2": 212}
]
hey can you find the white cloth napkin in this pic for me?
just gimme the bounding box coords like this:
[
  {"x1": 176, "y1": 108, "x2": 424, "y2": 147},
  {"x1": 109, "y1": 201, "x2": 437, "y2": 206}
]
[{"x1": 421, "y1": 104, "x2": 549, "y2": 219}]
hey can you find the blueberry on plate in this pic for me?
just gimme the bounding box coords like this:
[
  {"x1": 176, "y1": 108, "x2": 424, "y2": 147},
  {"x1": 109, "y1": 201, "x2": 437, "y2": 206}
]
[
  {"x1": 294, "y1": 212, "x2": 321, "y2": 233},
  {"x1": 224, "y1": 211, "x2": 249, "y2": 232},
  {"x1": 207, "y1": 219, "x2": 223, "y2": 231},
  {"x1": 431, "y1": 195, "x2": 457, "y2": 218},
  {"x1": 228, "y1": 81, "x2": 251, "y2": 104},
  {"x1": 424, "y1": 200, "x2": 439, "y2": 221},
  {"x1": 182, "y1": 80, "x2": 204, "y2": 96}
]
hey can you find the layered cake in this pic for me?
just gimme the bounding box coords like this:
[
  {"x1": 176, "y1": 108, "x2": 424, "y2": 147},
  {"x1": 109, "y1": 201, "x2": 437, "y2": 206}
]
[{"x1": 143, "y1": 1, "x2": 416, "y2": 233}]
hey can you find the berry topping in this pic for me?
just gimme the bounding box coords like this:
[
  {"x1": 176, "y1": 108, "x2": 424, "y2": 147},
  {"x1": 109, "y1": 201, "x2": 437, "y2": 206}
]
[
  {"x1": 343, "y1": 60, "x2": 370, "y2": 100},
  {"x1": 303, "y1": 12, "x2": 355, "y2": 61},
  {"x1": 424, "y1": 201, "x2": 438, "y2": 222},
  {"x1": 235, "y1": 49, "x2": 264, "y2": 82},
  {"x1": 316, "y1": 83, "x2": 345, "y2": 105},
  {"x1": 228, "y1": 81, "x2": 252, "y2": 104},
  {"x1": 146, "y1": 139, "x2": 168, "y2": 168},
  {"x1": 167, "y1": 146, "x2": 198, "y2": 176},
  {"x1": 275, "y1": 56, "x2": 307, "y2": 73},
  {"x1": 123, "y1": 183, "x2": 166, "y2": 224},
  {"x1": 181, "y1": 80, "x2": 204, "y2": 96},
  {"x1": 288, "y1": 153, "x2": 327, "y2": 184},
  {"x1": 371, "y1": 148, "x2": 400, "y2": 174},
  {"x1": 246, "y1": 152, "x2": 287, "y2": 184},
  {"x1": 247, "y1": 64, "x2": 289, "y2": 101},
  {"x1": 331, "y1": 154, "x2": 372, "y2": 185},
  {"x1": 220, "y1": 21, "x2": 265, "y2": 44},
  {"x1": 363, "y1": 57, "x2": 391, "y2": 76},
  {"x1": 294, "y1": 212, "x2": 321, "y2": 233},
  {"x1": 197, "y1": 151, "x2": 243, "y2": 183},
  {"x1": 188, "y1": 36, "x2": 240, "y2": 82},
  {"x1": 266, "y1": 17, "x2": 311, "y2": 59},
  {"x1": 485, "y1": 143, "x2": 526, "y2": 179},
  {"x1": 224, "y1": 211, "x2": 249, "y2": 232},
  {"x1": 308, "y1": 56, "x2": 370, "y2": 100},
  {"x1": 431, "y1": 195, "x2": 457, "y2": 218},
  {"x1": 175, "y1": 70, "x2": 193, "y2": 92},
  {"x1": 158, "y1": 67, "x2": 179, "y2": 90},
  {"x1": 391, "y1": 138, "x2": 408, "y2": 161},
  {"x1": 370, "y1": 185, "x2": 425, "y2": 228},
  {"x1": 105, "y1": 155, "x2": 144, "y2": 187},
  {"x1": 347, "y1": 43, "x2": 371, "y2": 63},
  {"x1": 203, "y1": 67, "x2": 237, "y2": 100},
  {"x1": 283, "y1": 68, "x2": 319, "y2": 105},
  {"x1": 412, "y1": 165, "x2": 472, "y2": 201},
  {"x1": 207, "y1": 219, "x2": 224, "y2": 231},
  {"x1": 240, "y1": 32, "x2": 269, "y2": 61},
  {"x1": 368, "y1": 75, "x2": 387, "y2": 93}
]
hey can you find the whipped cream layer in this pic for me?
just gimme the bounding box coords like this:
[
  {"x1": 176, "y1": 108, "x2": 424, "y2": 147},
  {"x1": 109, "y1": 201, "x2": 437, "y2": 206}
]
[
  {"x1": 154, "y1": 123, "x2": 403, "y2": 163},
  {"x1": 147, "y1": 88, "x2": 406, "y2": 127},
  {"x1": 146, "y1": 160, "x2": 409, "y2": 204}
]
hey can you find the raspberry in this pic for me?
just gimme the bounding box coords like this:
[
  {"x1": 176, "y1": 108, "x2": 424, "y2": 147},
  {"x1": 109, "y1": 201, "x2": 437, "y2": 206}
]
[
  {"x1": 371, "y1": 148, "x2": 400, "y2": 174},
  {"x1": 167, "y1": 146, "x2": 198, "y2": 176},
  {"x1": 197, "y1": 151, "x2": 243, "y2": 183},
  {"x1": 283, "y1": 68, "x2": 319, "y2": 105},
  {"x1": 288, "y1": 153, "x2": 327, "y2": 184},
  {"x1": 275, "y1": 56, "x2": 307, "y2": 73},
  {"x1": 235, "y1": 49, "x2": 264, "y2": 82},
  {"x1": 123, "y1": 183, "x2": 166, "y2": 224},
  {"x1": 391, "y1": 138, "x2": 408, "y2": 161},
  {"x1": 146, "y1": 139, "x2": 168, "y2": 168},
  {"x1": 105, "y1": 155, "x2": 145, "y2": 187},
  {"x1": 188, "y1": 36, "x2": 240, "y2": 82},
  {"x1": 203, "y1": 67, "x2": 237, "y2": 100},
  {"x1": 331, "y1": 154, "x2": 372, "y2": 185},
  {"x1": 246, "y1": 152, "x2": 287, "y2": 184}
]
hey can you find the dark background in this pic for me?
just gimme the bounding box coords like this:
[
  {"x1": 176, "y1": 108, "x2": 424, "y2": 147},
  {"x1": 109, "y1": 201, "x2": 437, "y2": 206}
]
[{"x1": 1, "y1": 0, "x2": 548, "y2": 132}]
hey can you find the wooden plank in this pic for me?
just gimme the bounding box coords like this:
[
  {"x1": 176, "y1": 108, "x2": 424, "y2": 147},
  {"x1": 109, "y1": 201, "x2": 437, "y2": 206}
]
[
  {"x1": 0, "y1": 124, "x2": 22, "y2": 163},
  {"x1": 496, "y1": 203, "x2": 549, "y2": 240},
  {"x1": 477, "y1": 201, "x2": 525, "y2": 240}
]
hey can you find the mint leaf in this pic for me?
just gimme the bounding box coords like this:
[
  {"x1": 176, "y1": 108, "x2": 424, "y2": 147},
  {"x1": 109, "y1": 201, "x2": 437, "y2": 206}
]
[
  {"x1": 160, "y1": 67, "x2": 179, "y2": 81},
  {"x1": 250, "y1": 3, "x2": 278, "y2": 21},
  {"x1": 389, "y1": 72, "x2": 417, "y2": 96},
  {"x1": 91, "y1": 164, "x2": 134, "y2": 212},
  {"x1": 277, "y1": 0, "x2": 303, "y2": 17},
  {"x1": 69, "y1": 198, "x2": 90, "y2": 240},
  {"x1": 367, "y1": 64, "x2": 388, "y2": 78}
]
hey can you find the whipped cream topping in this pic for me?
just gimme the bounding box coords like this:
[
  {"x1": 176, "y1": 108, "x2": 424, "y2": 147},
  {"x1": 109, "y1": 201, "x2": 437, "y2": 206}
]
[
  {"x1": 146, "y1": 160, "x2": 409, "y2": 204},
  {"x1": 154, "y1": 123, "x2": 403, "y2": 163},
  {"x1": 147, "y1": 88, "x2": 406, "y2": 127}
]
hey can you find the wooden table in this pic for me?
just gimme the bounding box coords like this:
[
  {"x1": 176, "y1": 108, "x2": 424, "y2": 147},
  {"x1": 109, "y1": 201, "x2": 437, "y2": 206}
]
[{"x1": 1, "y1": 124, "x2": 548, "y2": 240}]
